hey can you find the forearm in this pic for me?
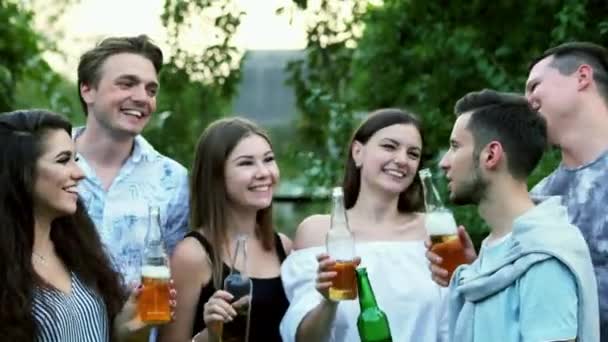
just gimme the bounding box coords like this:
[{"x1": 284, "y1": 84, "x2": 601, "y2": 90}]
[
  {"x1": 296, "y1": 300, "x2": 338, "y2": 342},
  {"x1": 112, "y1": 313, "x2": 134, "y2": 342}
]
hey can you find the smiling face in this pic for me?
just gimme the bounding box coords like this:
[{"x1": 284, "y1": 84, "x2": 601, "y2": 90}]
[
  {"x1": 33, "y1": 129, "x2": 85, "y2": 221},
  {"x1": 525, "y1": 55, "x2": 579, "y2": 145},
  {"x1": 80, "y1": 53, "x2": 158, "y2": 138},
  {"x1": 439, "y1": 113, "x2": 487, "y2": 205},
  {"x1": 224, "y1": 134, "x2": 280, "y2": 211},
  {"x1": 353, "y1": 123, "x2": 422, "y2": 196}
]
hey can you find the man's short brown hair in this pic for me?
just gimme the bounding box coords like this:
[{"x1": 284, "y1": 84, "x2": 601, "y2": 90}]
[{"x1": 77, "y1": 35, "x2": 163, "y2": 116}]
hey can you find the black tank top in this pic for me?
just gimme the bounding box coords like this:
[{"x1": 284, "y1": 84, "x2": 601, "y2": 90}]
[{"x1": 186, "y1": 231, "x2": 288, "y2": 341}]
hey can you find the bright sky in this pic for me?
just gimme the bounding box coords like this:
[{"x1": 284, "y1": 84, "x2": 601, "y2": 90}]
[{"x1": 35, "y1": 0, "x2": 307, "y2": 79}]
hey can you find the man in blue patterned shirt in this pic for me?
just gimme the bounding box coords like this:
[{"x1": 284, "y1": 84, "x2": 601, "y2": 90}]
[{"x1": 74, "y1": 35, "x2": 189, "y2": 287}]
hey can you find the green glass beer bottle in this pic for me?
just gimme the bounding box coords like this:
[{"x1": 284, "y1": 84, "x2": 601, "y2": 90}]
[{"x1": 356, "y1": 268, "x2": 392, "y2": 342}]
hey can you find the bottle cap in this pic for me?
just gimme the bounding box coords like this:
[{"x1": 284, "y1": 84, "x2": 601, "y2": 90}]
[
  {"x1": 418, "y1": 168, "x2": 431, "y2": 178},
  {"x1": 332, "y1": 186, "x2": 343, "y2": 197}
]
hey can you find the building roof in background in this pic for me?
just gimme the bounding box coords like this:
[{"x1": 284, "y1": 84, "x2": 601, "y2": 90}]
[{"x1": 232, "y1": 50, "x2": 304, "y2": 127}]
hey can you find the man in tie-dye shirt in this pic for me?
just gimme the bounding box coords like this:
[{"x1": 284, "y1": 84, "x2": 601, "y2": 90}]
[
  {"x1": 526, "y1": 42, "x2": 608, "y2": 340},
  {"x1": 74, "y1": 35, "x2": 189, "y2": 287}
]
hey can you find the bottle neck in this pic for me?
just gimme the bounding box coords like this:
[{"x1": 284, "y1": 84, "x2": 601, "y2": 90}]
[
  {"x1": 357, "y1": 271, "x2": 378, "y2": 310},
  {"x1": 146, "y1": 207, "x2": 163, "y2": 243},
  {"x1": 143, "y1": 209, "x2": 166, "y2": 265},
  {"x1": 420, "y1": 174, "x2": 444, "y2": 211},
  {"x1": 330, "y1": 194, "x2": 350, "y2": 231},
  {"x1": 231, "y1": 236, "x2": 248, "y2": 275}
]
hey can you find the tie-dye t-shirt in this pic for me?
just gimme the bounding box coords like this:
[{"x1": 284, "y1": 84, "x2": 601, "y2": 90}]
[
  {"x1": 531, "y1": 149, "x2": 608, "y2": 340},
  {"x1": 74, "y1": 128, "x2": 190, "y2": 286}
]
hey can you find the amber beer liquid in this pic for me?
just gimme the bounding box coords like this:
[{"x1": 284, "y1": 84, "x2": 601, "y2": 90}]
[
  {"x1": 326, "y1": 187, "x2": 358, "y2": 301},
  {"x1": 329, "y1": 259, "x2": 357, "y2": 300},
  {"x1": 137, "y1": 206, "x2": 171, "y2": 324},
  {"x1": 138, "y1": 265, "x2": 171, "y2": 323},
  {"x1": 425, "y1": 208, "x2": 468, "y2": 280}
]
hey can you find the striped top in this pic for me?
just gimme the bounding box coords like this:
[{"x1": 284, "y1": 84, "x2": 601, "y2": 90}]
[{"x1": 33, "y1": 273, "x2": 109, "y2": 342}]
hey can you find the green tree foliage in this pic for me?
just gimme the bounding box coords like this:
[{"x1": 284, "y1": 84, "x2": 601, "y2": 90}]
[
  {"x1": 145, "y1": 0, "x2": 245, "y2": 168},
  {"x1": 1, "y1": 1, "x2": 51, "y2": 112},
  {"x1": 3, "y1": 0, "x2": 91, "y2": 121},
  {"x1": 287, "y1": 0, "x2": 608, "y2": 247}
]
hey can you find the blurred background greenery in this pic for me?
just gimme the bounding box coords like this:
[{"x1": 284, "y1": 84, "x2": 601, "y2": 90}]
[{"x1": 3, "y1": 0, "x2": 607, "y2": 249}]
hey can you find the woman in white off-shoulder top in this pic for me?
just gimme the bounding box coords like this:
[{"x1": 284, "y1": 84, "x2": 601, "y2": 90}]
[{"x1": 280, "y1": 108, "x2": 449, "y2": 342}]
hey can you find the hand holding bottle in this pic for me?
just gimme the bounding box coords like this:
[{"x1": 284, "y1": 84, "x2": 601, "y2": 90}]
[
  {"x1": 424, "y1": 226, "x2": 477, "y2": 286},
  {"x1": 203, "y1": 289, "x2": 236, "y2": 335},
  {"x1": 315, "y1": 253, "x2": 361, "y2": 301}
]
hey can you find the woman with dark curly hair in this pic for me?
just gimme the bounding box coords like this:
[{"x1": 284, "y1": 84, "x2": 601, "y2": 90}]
[{"x1": 0, "y1": 109, "x2": 150, "y2": 341}]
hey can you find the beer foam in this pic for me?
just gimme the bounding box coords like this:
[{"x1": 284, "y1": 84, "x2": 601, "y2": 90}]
[
  {"x1": 141, "y1": 265, "x2": 171, "y2": 279},
  {"x1": 425, "y1": 210, "x2": 458, "y2": 235}
]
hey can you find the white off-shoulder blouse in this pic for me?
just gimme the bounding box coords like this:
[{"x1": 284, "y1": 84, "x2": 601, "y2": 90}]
[{"x1": 280, "y1": 241, "x2": 449, "y2": 342}]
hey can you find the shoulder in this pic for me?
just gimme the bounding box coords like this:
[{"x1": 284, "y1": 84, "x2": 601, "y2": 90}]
[
  {"x1": 170, "y1": 235, "x2": 211, "y2": 276},
  {"x1": 518, "y1": 258, "x2": 578, "y2": 339},
  {"x1": 530, "y1": 166, "x2": 561, "y2": 195},
  {"x1": 293, "y1": 214, "x2": 331, "y2": 250},
  {"x1": 157, "y1": 154, "x2": 188, "y2": 179},
  {"x1": 278, "y1": 232, "x2": 293, "y2": 255},
  {"x1": 519, "y1": 258, "x2": 577, "y2": 297},
  {"x1": 136, "y1": 136, "x2": 188, "y2": 176}
]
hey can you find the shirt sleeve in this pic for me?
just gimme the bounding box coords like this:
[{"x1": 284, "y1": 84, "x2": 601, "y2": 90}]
[
  {"x1": 519, "y1": 258, "x2": 578, "y2": 342},
  {"x1": 163, "y1": 167, "x2": 189, "y2": 255},
  {"x1": 280, "y1": 247, "x2": 328, "y2": 342}
]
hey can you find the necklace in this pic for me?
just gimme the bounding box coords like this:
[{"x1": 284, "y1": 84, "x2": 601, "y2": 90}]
[{"x1": 32, "y1": 251, "x2": 48, "y2": 265}]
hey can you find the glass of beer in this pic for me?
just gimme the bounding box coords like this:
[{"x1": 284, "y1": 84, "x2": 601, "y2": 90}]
[
  {"x1": 137, "y1": 206, "x2": 171, "y2": 324},
  {"x1": 425, "y1": 209, "x2": 469, "y2": 280},
  {"x1": 326, "y1": 187, "x2": 357, "y2": 301},
  {"x1": 329, "y1": 258, "x2": 357, "y2": 300},
  {"x1": 137, "y1": 264, "x2": 171, "y2": 324}
]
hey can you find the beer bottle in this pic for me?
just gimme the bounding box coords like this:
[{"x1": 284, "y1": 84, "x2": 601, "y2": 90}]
[
  {"x1": 222, "y1": 233, "x2": 253, "y2": 342},
  {"x1": 419, "y1": 168, "x2": 468, "y2": 280},
  {"x1": 356, "y1": 268, "x2": 392, "y2": 342},
  {"x1": 326, "y1": 186, "x2": 357, "y2": 301},
  {"x1": 137, "y1": 205, "x2": 171, "y2": 324}
]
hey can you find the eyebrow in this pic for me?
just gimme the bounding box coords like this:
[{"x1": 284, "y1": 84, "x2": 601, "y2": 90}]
[
  {"x1": 525, "y1": 77, "x2": 538, "y2": 93},
  {"x1": 381, "y1": 138, "x2": 421, "y2": 150},
  {"x1": 53, "y1": 150, "x2": 73, "y2": 159},
  {"x1": 231, "y1": 150, "x2": 274, "y2": 162},
  {"x1": 116, "y1": 74, "x2": 159, "y2": 88}
]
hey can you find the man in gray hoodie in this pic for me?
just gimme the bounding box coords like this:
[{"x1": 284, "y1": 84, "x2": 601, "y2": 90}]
[
  {"x1": 429, "y1": 42, "x2": 608, "y2": 340},
  {"x1": 439, "y1": 89, "x2": 598, "y2": 341}
]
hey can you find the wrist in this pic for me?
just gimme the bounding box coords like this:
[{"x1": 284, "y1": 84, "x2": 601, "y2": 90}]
[
  {"x1": 192, "y1": 330, "x2": 203, "y2": 342},
  {"x1": 321, "y1": 296, "x2": 339, "y2": 309}
]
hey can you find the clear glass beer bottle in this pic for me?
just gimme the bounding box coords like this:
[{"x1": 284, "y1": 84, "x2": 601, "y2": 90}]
[
  {"x1": 356, "y1": 268, "x2": 392, "y2": 342},
  {"x1": 325, "y1": 186, "x2": 357, "y2": 301},
  {"x1": 137, "y1": 205, "x2": 171, "y2": 324},
  {"x1": 221, "y1": 233, "x2": 253, "y2": 342},
  {"x1": 419, "y1": 168, "x2": 468, "y2": 280}
]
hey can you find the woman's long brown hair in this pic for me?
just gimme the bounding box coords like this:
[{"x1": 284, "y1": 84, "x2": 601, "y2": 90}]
[
  {"x1": 0, "y1": 110, "x2": 126, "y2": 340},
  {"x1": 190, "y1": 117, "x2": 275, "y2": 289}
]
